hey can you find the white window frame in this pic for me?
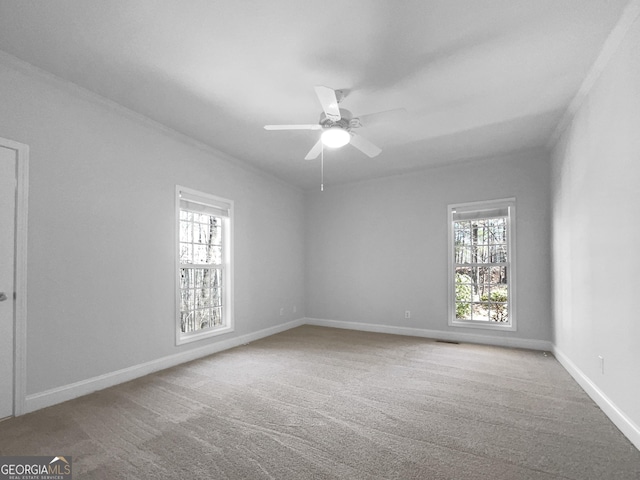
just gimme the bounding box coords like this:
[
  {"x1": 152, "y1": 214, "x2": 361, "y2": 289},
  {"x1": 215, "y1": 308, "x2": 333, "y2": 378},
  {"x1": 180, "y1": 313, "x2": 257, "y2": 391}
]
[
  {"x1": 176, "y1": 186, "x2": 234, "y2": 345},
  {"x1": 447, "y1": 198, "x2": 516, "y2": 331}
]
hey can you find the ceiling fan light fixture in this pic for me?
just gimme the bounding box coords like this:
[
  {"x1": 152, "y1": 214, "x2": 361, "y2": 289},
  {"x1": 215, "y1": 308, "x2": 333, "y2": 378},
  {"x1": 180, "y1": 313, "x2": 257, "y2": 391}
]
[{"x1": 321, "y1": 127, "x2": 350, "y2": 148}]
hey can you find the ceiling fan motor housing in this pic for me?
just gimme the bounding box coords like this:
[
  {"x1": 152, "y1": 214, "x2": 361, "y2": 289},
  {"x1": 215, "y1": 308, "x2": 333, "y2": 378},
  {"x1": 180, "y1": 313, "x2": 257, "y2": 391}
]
[{"x1": 319, "y1": 108, "x2": 353, "y2": 130}]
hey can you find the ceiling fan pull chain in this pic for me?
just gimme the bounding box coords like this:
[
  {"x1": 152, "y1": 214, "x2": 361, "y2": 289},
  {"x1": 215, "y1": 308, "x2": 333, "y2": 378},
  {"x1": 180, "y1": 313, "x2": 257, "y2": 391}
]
[{"x1": 321, "y1": 143, "x2": 324, "y2": 192}]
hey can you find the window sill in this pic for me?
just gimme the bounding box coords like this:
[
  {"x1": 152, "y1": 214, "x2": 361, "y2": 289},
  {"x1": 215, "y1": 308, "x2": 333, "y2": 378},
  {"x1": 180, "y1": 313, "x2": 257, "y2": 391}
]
[
  {"x1": 449, "y1": 319, "x2": 516, "y2": 331},
  {"x1": 176, "y1": 325, "x2": 234, "y2": 346}
]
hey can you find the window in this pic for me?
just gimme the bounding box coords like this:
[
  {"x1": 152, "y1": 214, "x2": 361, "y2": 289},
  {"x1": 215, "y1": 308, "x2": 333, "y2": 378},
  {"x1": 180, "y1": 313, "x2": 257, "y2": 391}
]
[
  {"x1": 176, "y1": 186, "x2": 233, "y2": 344},
  {"x1": 448, "y1": 198, "x2": 516, "y2": 330}
]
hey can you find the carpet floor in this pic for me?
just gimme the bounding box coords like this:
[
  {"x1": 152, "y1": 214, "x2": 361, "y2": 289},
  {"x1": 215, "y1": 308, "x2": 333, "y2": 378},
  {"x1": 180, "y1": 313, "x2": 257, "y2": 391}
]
[{"x1": 1, "y1": 325, "x2": 639, "y2": 479}]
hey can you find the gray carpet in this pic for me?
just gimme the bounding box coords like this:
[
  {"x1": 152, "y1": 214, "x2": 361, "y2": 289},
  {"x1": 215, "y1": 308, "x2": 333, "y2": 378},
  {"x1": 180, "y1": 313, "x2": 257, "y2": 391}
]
[{"x1": 1, "y1": 325, "x2": 639, "y2": 479}]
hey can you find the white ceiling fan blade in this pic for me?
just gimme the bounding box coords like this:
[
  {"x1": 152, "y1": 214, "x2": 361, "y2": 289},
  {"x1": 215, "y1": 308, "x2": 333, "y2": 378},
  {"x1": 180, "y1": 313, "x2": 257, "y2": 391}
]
[
  {"x1": 304, "y1": 139, "x2": 323, "y2": 160},
  {"x1": 350, "y1": 133, "x2": 382, "y2": 158},
  {"x1": 314, "y1": 86, "x2": 341, "y2": 122},
  {"x1": 353, "y1": 108, "x2": 407, "y2": 128},
  {"x1": 264, "y1": 124, "x2": 321, "y2": 130}
]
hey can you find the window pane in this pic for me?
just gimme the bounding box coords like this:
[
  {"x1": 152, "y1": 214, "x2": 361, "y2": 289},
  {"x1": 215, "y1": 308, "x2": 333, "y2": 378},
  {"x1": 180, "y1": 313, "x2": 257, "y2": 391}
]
[
  {"x1": 212, "y1": 307, "x2": 223, "y2": 326},
  {"x1": 194, "y1": 308, "x2": 208, "y2": 330},
  {"x1": 181, "y1": 288, "x2": 193, "y2": 312},
  {"x1": 194, "y1": 222, "x2": 210, "y2": 245},
  {"x1": 192, "y1": 244, "x2": 207, "y2": 264},
  {"x1": 202, "y1": 269, "x2": 212, "y2": 289},
  {"x1": 211, "y1": 221, "x2": 222, "y2": 245},
  {"x1": 474, "y1": 220, "x2": 489, "y2": 244},
  {"x1": 212, "y1": 268, "x2": 222, "y2": 288},
  {"x1": 477, "y1": 284, "x2": 491, "y2": 301},
  {"x1": 191, "y1": 244, "x2": 221, "y2": 264},
  {"x1": 490, "y1": 219, "x2": 507, "y2": 242},
  {"x1": 209, "y1": 246, "x2": 222, "y2": 264},
  {"x1": 455, "y1": 285, "x2": 472, "y2": 303},
  {"x1": 192, "y1": 269, "x2": 204, "y2": 288},
  {"x1": 454, "y1": 223, "x2": 471, "y2": 245},
  {"x1": 488, "y1": 222, "x2": 505, "y2": 244},
  {"x1": 455, "y1": 266, "x2": 474, "y2": 280},
  {"x1": 195, "y1": 287, "x2": 208, "y2": 309},
  {"x1": 211, "y1": 288, "x2": 222, "y2": 307},
  {"x1": 180, "y1": 310, "x2": 193, "y2": 333},
  {"x1": 180, "y1": 220, "x2": 192, "y2": 243},
  {"x1": 489, "y1": 245, "x2": 507, "y2": 263},
  {"x1": 490, "y1": 266, "x2": 507, "y2": 285},
  {"x1": 492, "y1": 286, "x2": 509, "y2": 301},
  {"x1": 475, "y1": 245, "x2": 489, "y2": 263},
  {"x1": 475, "y1": 266, "x2": 490, "y2": 284},
  {"x1": 471, "y1": 303, "x2": 488, "y2": 321},
  {"x1": 179, "y1": 243, "x2": 192, "y2": 263},
  {"x1": 488, "y1": 302, "x2": 508, "y2": 323},
  {"x1": 455, "y1": 302, "x2": 472, "y2": 319},
  {"x1": 200, "y1": 289, "x2": 213, "y2": 308},
  {"x1": 180, "y1": 268, "x2": 191, "y2": 289},
  {"x1": 455, "y1": 246, "x2": 473, "y2": 264}
]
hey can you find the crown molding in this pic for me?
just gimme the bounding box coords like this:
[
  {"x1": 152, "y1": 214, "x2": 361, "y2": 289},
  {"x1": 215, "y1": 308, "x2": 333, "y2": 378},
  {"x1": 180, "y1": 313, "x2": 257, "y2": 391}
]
[
  {"x1": 0, "y1": 49, "x2": 301, "y2": 193},
  {"x1": 549, "y1": 0, "x2": 640, "y2": 145}
]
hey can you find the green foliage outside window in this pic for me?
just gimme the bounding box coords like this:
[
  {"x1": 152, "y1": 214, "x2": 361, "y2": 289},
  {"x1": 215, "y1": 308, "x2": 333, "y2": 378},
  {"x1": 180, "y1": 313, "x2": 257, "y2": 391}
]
[
  {"x1": 481, "y1": 289, "x2": 508, "y2": 322},
  {"x1": 455, "y1": 273, "x2": 473, "y2": 318}
]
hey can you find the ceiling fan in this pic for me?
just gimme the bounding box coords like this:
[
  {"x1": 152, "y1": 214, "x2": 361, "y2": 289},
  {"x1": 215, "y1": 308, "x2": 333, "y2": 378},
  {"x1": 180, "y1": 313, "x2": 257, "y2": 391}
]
[{"x1": 264, "y1": 86, "x2": 405, "y2": 160}]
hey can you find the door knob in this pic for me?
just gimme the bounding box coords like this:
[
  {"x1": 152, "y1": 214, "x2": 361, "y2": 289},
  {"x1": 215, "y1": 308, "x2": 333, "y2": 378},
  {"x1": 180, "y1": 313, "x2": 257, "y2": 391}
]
[{"x1": 0, "y1": 292, "x2": 8, "y2": 302}]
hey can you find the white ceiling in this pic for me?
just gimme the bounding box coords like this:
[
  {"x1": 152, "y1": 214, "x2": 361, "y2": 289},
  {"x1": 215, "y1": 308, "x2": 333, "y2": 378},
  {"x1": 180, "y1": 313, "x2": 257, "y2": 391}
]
[{"x1": 0, "y1": 0, "x2": 629, "y2": 189}]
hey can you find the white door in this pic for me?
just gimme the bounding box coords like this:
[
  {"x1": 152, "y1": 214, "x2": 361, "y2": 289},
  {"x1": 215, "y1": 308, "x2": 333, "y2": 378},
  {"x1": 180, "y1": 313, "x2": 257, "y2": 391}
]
[{"x1": 0, "y1": 145, "x2": 17, "y2": 418}]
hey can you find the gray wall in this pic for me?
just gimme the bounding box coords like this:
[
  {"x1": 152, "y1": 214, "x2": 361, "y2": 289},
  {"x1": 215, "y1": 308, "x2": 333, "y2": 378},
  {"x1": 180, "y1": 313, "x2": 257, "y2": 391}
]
[
  {"x1": 305, "y1": 148, "x2": 553, "y2": 344},
  {"x1": 551, "y1": 13, "x2": 640, "y2": 435},
  {"x1": 0, "y1": 58, "x2": 305, "y2": 396}
]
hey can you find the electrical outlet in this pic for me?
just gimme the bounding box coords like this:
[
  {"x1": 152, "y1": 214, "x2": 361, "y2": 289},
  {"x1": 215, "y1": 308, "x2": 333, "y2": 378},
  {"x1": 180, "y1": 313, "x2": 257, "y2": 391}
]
[
  {"x1": 405, "y1": 310, "x2": 411, "y2": 319},
  {"x1": 293, "y1": 305, "x2": 297, "y2": 313},
  {"x1": 279, "y1": 307, "x2": 284, "y2": 316},
  {"x1": 598, "y1": 355, "x2": 604, "y2": 374}
]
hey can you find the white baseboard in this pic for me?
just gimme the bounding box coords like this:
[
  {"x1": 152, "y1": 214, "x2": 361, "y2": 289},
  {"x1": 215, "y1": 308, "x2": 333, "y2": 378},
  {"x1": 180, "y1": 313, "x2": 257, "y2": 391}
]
[
  {"x1": 23, "y1": 318, "x2": 305, "y2": 414},
  {"x1": 553, "y1": 347, "x2": 640, "y2": 451},
  {"x1": 304, "y1": 317, "x2": 553, "y2": 351}
]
